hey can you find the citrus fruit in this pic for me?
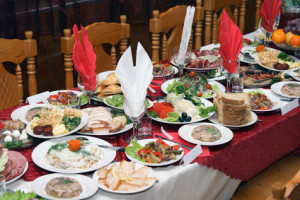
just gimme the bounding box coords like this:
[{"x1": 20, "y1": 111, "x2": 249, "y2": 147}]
[
  {"x1": 256, "y1": 45, "x2": 265, "y2": 53},
  {"x1": 272, "y1": 29, "x2": 286, "y2": 44},
  {"x1": 285, "y1": 32, "x2": 295, "y2": 45},
  {"x1": 290, "y1": 35, "x2": 300, "y2": 47}
]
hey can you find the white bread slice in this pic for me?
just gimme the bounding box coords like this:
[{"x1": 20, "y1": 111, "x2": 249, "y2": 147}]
[
  {"x1": 220, "y1": 92, "x2": 246, "y2": 105},
  {"x1": 97, "y1": 167, "x2": 108, "y2": 178},
  {"x1": 105, "y1": 164, "x2": 121, "y2": 190}
]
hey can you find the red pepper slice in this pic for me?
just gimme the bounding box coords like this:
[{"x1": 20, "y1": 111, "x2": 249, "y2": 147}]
[
  {"x1": 145, "y1": 157, "x2": 153, "y2": 163},
  {"x1": 153, "y1": 152, "x2": 162, "y2": 163},
  {"x1": 156, "y1": 137, "x2": 171, "y2": 148},
  {"x1": 49, "y1": 94, "x2": 59, "y2": 100},
  {"x1": 173, "y1": 145, "x2": 180, "y2": 150},
  {"x1": 258, "y1": 107, "x2": 270, "y2": 110},
  {"x1": 138, "y1": 149, "x2": 147, "y2": 155},
  {"x1": 145, "y1": 149, "x2": 154, "y2": 154}
]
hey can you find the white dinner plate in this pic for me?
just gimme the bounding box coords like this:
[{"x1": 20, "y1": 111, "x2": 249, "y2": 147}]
[
  {"x1": 208, "y1": 111, "x2": 258, "y2": 129},
  {"x1": 271, "y1": 81, "x2": 300, "y2": 99},
  {"x1": 178, "y1": 122, "x2": 233, "y2": 146},
  {"x1": 93, "y1": 162, "x2": 156, "y2": 194},
  {"x1": 13, "y1": 104, "x2": 58, "y2": 124},
  {"x1": 103, "y1": 96, "x2": 153, "y2": 110},
  {"x1": 32, "y1": 135, "x2": 116, "y2": 173},
  {"x1": 125, "y1": 139, "x2": 184, "y2": 167},
  {"x1": 239, "y1": 46, "x2": 257, "y2": 64},
  {"x1": 244, "y1": 89, "x2": 283, "y2": 112},
  {"x1": 31, "y1": 173, "x2": 98, "y2": 200},
  {"x1": 26, "y1": 111, "x2": 89, "y2": 139},
  {"x1": 161, "y1": 78, "x2": 226, "y2": 99},
  {"x1": 153, "y1": 65, "x2": 179, "y2": 79},
  {"x1": 47, "y1": 90, "x2": 87, "y2": 107},
  {"x1": 254, "y1": 48, "x2": 300, "y2": 72},
  {"x1": 282, "y1": 69, "x2": 300, "y2": 81},
  {"x1": 148, "y1": 98, "x2": 215, "y2": 125},
  {"x1": 6, "y1": 151, "x2": 28, "y2": 184}
]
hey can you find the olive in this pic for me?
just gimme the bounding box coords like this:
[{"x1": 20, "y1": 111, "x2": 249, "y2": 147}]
[
  {"x1": 178, "y1": 117, "x2": 184, "y2": 122},
  {"x1": 245, "y1": 71, "x2": 249, "y2": 75},
  {"x1": 284, "y1": 74, "x2": 291, "y2": 79},
  {"x1": 256, "y1": 72, "x2": 260, "y2": 75},
  {"x1": 182, "y1": 112, "x2": 187, "y2": 119},
  {"x1": 274, "y1": 71, "x2": 279, "y2": 75},
  {"x1": 185, "y1": 116, "x2": 192, "y2": 122},
  {"x1": 261, "y1": 71, "x2": 265, "y2": 74},
  {"x1": 250, "y1": 71, "x2": 254, "y2": 75}
]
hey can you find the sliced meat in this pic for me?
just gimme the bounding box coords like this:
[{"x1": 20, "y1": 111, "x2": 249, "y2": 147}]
[{"x1": 0, "y1": 159, "x2": 12, "y2": 176}]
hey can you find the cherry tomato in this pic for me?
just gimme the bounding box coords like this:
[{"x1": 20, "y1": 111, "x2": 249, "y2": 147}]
[
  {"x1": 206, "y1": 84, "x2": 212, "y2": 90},
  {"x1": 197, "y1": 92, "x2": 203, "y2": 97},
  {"x1": 185, "y1": 84, "x2": 190, "y2": 88},
  {"x1": 189, "y1": 71, "x2": 197, "y2": 77}
]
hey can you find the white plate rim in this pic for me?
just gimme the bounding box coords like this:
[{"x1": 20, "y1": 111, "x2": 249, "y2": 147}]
[
  {"x1": 161, "y1": 78, "x2": 226, "y2": 99},
  {"x1": 47, "y1": 90, "x2": 87, "y2": 107},
  {"x1": 178, "y1": 122, "x2": 233, "y2": 146},
  {"x1": 239, "y1": 46, "x2": 257, "y2": 64},
  {"x1": 93, "y1": 162, "x2": 156, "y2": 194},
  {"x1": 243, "y1": 89, "x2": 283, "y2": 112},
  {"x1": 254, "y1": 48, "x2": 300, "y2": 72},
  {"x1": 271, "y1": 81, "x2": 300, "y2": 99},
  {"x1": 31, "y1": 135, "x2": 116, "y2": 173},
  {"x1": 31, "y1": 173, "x2": 98, "y2": 200},
  {"x1": 125, "y1": 138, "x2": 184, "y2": 167},
  {"x1": 208, "y1": 111, "x2": 258, "y2": 128},
  {"x1": 153, "y1": 64, "x2": 179, "y2": 79},
  {"x1": 12, "y1": 104, "x2": 53, "y2": 124},
  {"x1": 26, "y1": 111, "x2": 89, "y2": 139},
  {"x1": 147, "y1": 98, "x2": 215, "y2": 125}
]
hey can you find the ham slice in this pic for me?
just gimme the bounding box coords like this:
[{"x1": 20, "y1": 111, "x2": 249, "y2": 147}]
[{"x1": 86, "y1": 107, "x2": 113, "y2": 134}]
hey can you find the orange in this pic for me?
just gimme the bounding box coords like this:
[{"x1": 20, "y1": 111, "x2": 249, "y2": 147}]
[
  {"x1": 271, "y1": 29, "x2": 286, "y2": 44},
  {"x1": 290, "y1": 35, "x2": 300, "y2": 47},
  {"x1": 256, "y1": 45, "x2": 266, "y2": 53}
]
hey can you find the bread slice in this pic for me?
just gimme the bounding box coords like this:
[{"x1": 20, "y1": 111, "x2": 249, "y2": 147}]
[{"x1": 105, "y1": 164, "x2": 121, "y2": 190}]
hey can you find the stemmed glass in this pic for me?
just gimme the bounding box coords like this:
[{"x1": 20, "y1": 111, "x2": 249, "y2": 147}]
[
  {"x1": 221, "y1": 58, "x2": 240, "y2": 93},
  {"x1": 77, "y1": 74, "x2": 99, "y2": 107},
  {"x1": 123, "y1": 99, "x2": 146, "y2": 143},
  {"x1": 259, "y1": 19, "x2": 279, "y2": 46},
  {"x1": 172, "y1": 46, "x2": 191, "y2": 76}
]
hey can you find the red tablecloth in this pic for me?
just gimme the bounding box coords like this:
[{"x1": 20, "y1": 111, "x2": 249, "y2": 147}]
[{"x1": 1, "y1": 79, "x2": 300, "y2": 182}]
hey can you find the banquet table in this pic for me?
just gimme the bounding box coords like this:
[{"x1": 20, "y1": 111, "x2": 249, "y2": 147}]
[{"x1": 1, "y1": 32, "x2": 300, "y2": 200}]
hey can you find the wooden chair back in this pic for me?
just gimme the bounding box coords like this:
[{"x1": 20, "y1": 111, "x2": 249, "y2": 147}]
[
  {"x1": 61, "y1": 15, "x2": 130, "y2": 89},
  {"x1": 149, "y1": 0, "x2": 204, "y2": 62},
  {"x1": 255, "y1": 0, "x2": 262, "y2": 30},
  {"x1": 267, "y1": 170, "x2": 300, "y2": 200},
  {"x1": 203, "y1": 0, "x2": 248, "y2": 45},
  {"x1": 0, "y1": 31, "x2": 37, "y2": 110}
]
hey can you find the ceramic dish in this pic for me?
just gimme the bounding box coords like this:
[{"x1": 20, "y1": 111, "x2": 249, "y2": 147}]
[
  {"x1": 178, "y1": 122, "x2": 233, "y2": 146},
  {"x1": 47, "y1": 90, "x2": 87, "y2": 107},
  {"x1": 271, "y1": 81, "x2": 300, "y2": 99}
]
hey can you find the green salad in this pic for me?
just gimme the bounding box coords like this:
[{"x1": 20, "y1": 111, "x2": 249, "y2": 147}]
[
  {"x1": 105, "y1": 94, "x2": 150, "y2": 109},
  {"x1": 166, "y1": 72, "x2": 219, "y2": 98}
]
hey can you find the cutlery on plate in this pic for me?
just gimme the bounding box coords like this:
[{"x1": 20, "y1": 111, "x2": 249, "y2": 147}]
[
  {"x1": 155, "y1": 96, "x2": 166, "y2": 103},
  {"x1": 160, "y1": 126, "x2": 174, "y2": 140},
  {"x1": 75, "y1": 137, "x2": 125, "y2": 152},
  {"x1": 154, "y1": 135, "x2": 192, "y2": 150},
  {"x1": 254, "y1": 78, "x2": 272, "y2": 83},
  {"x1": 150, "y1": 82, "x2": 162, "y2": 86},
  {"x1": 280, "y1": 98, "x2": 294, "y2": 102}
]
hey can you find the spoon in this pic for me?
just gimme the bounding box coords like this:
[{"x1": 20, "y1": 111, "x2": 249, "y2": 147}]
[{"x1": 155, "y1": 96, "x2": 166, "y2": 103}]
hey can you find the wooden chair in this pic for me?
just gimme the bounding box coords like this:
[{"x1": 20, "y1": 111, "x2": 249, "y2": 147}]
[
  {"x1": 255, "y1": 0, "x2": 262, "y2": 30},
  {"x1": 149, "y1": 0, "x2": 204, "y2": 62},
  {"x1": 61, "y1": 15, "x2": 130, "y2": 89},
  {"x1": 0, "y1": 31, "x2": 37, "y2": 110},
  {"x1": 203, "y1": 0, "x2": 248, "y2": 45}
]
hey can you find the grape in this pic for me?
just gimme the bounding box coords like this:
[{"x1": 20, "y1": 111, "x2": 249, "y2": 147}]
[
  {"x1": 284, "y1": 25, "x2": 291, "y2": 33},
  {"x1": 291, "y1": 26, "x2": 297, "y2": 34},
  {"x1": 287, "y1": 20, "x2": 292, "y2": 26},
  {"x1": 297, "y1": 26, "x2": 300, "y2": 35}
]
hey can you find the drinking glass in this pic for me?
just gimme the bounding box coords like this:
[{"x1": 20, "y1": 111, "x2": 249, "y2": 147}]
[
  {"x1": 231, "y1": 68, "x2": 244, "y2": 93},
  {"x1": 123, "y1": 99, "x2": 146, "y2": 143},
  {"x1": 138, "y1": 116, "x2": 152, "y2": 137},
  {"x1": 259, "y1": 19, "x2": 279, "y2": 46},
  {"x1": 221, "y1": 58, "x2": 240, "y2": 93},
  {"x1": 77, "y1": 74, "x2": 99, "y2": 107},
  {"x1": 162, "y1": 66, "x2": 174, "y2": 82},
  {"x1": 172, "y1": 46, "x2": 191, "y2": 76},
  {"x1": 0, "y1": 175, "x2": 6, "y2": 197}
]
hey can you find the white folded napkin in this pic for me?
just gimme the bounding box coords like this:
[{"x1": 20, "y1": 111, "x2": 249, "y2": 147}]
[
  {"x1": 115, "y1": 42, "x2": 153, "y2": 118},
  {"x1": 178, "y1": 6, "x2": 195, "y2": 65}
]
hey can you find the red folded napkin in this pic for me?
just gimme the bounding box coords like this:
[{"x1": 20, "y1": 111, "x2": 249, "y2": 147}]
[
  {"x1": 73, "y1": 24, "x2": 97, "y2": 91},
  {"x1": 259, "y1": 0, "x2": 282, "y2": 32},
  {"x1": 0, "y1": 121, "x2": 3, "y2": 131},
  {"x1": 218, "y1": 10, "x2": 243, "y2": 74}
]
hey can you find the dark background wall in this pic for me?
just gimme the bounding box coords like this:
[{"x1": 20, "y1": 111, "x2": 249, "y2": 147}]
[{"x1": 0, "y1": 0, "x2": 256, "y2": 98}]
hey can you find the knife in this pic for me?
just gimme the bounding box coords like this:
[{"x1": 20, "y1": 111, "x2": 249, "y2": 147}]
[
  {"x1": 150, "y1": 82, "x2": 162, "y2": 86},
  {"x1": 98, "y1": 145, "x2": 125, "y2": 152},
  {"x1": 155, "y1": 135, "x2": 192, "y2": 150}
]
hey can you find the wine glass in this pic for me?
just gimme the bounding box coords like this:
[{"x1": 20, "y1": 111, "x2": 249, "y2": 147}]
[
  {"x1": 77, "y1": 74, "x2": 99, "y2": 107},
  {"x1": 123, "y1": 99, "x2": 146, "y2": 143},
  {"x1": 221, "y1": 58, "x2": 240, "y2": 93},
  {"x1": 172, "y1": 46, "x2": 191, "y2": 76},
  {"x1": 259, "y1": 18, "x2": 279, "y2": 46}
]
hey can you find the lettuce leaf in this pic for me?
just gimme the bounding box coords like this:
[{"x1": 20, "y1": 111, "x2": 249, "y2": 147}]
[{"x1": 125, "y1": 139, "x2": 143, "y2": 161}]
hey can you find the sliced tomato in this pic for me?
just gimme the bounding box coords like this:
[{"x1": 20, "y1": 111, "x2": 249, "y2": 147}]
[
  {"x1": 206, "y1": 84, "x2": 212, "y2": 90},
  {"x1": 197, "y1": 92, "x2": 203, "y2": 97},
  {"x1": 189, "y1": 71, "x2": 197, "y2": 77}
]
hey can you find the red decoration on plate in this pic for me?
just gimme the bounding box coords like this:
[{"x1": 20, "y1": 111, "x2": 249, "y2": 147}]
[
  {"x1": 218, "y1": 10, "x2": 243, "y2": 74},
  {"x1": 259, "y1": 0, "x2": 282, "y2": 32}
]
